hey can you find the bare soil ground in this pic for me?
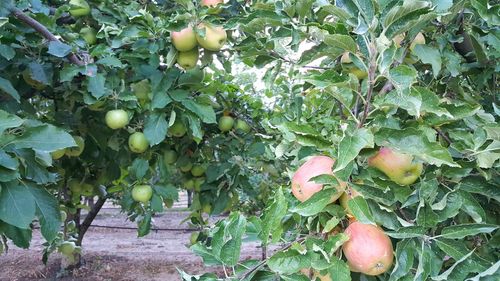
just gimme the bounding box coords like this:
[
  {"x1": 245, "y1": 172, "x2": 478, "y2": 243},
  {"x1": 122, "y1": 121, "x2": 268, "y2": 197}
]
[{"x1": 0, "y1": 205, "x2": 263, "y2": 281}]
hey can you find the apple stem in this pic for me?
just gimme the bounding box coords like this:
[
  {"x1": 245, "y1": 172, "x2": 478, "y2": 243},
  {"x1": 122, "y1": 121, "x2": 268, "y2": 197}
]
[{"x1": 9, "y1": 7, "x2": 85, "y2": 66}]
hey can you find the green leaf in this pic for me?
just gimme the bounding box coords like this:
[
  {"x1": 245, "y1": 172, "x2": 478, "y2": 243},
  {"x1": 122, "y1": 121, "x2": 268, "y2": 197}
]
[
  {"x1": 382, "y1": 1, "x2": 432, "y2": 38},
  {"x1": 323, "y1": 34, "x2": 357, "y2": 53},
  {"x1": 191, "y1": 243, "x2": 222, "y2": 266},
  {"x1": 0, "y1": 44, "x2": 15, "y2": 60},
  {"x1": 87, "y1": 73, "x2": 107, "y2": 99},
  {"x1": 0, "y1": 110, "x2": 23, "y2": 134},
  {"x1": 458, "y1": 191, "x2": 486, "y2": 223},
  {"x1": 260, "y1": 187, "x2": 287, "y2": 244},
  {"x1": 375, "y1": 127, "x2": 459, "y2": 167},
  {"x1": 327, "y1": 256, "x2": 351, "y2": 281},
  {"x1": 386, "y1": 226, "x2": 428, "y2": 239},
  {"x1": 0, "y1": 221, "x2": 32, "y2": 248},
  {"x1": 0, "y1": 182, "x2": 36, "y2": 229},
  {"x1": 458, "y1": 177, "x2": 500, "y2": 202},
  {"x1": 0, "y1": 77, "x2": 20, "y2": 102},
  {"x1": 267, "y1": 249, "x2": 311, "y2": 275},
  {"x1": 96, "y1": 56, "x2": 124, "y2": 68},
  {"x1": 181, "y1": 99, "x2": 216, "y2": 124},
  {"x1": 414, "y1": 45, "x2": 442, "y2": 77},
  {"x1": 431, "y1": 248, "x2": 475, "y2": 280},
  {"x1": 26, "y1": 185, "x2": 60, "y2": 242},
  {"x1": 466, "y1": 260, "x2": 500, "y2": 281},
  {"x1": 335, "y1": 128, "x2": 374, "y2": 172},
  {"x1": 347, "y1": 196, "x2": 375, "y2": 224},
  {"x1": 47, "y1": 41, "x2": 72, "y2": 58},
  {"x1": 143, "y1": 112, "x2": 168, "y2": 145},
  {"x1": 137, "y1": 211, "x2": 152, "y2": 237},
  {"x1": 220, "y1": 213, "x2": 247, "y2": 266},
  {"x1": 389, "y1": 65, "x2": 417, "y2": 92},
  {"x1": 439, "y1": 224, "x2": 498, "y2": 239},
  {"x1": 130, "y1": 158, "x2": 149, "y2": 180},
  {"x1": 13, "y1": 124, "x2": 76, "y2": 152},
  {"x1": 153, "y1": 184, "x2": 178, "y2": 201},
  {"x1": 390, "y1": 239, "x2": 416, "y2": 281},
  {"x1": 290, "y1": 188, "x2": 339, "y2": 216}
]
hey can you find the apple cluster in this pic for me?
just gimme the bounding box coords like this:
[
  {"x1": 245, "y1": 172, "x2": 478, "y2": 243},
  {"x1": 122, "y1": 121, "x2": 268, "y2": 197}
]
[
  {"x1": 171, "y1": 1, "x2": 227, "y2": 70},
  {"x1": 291, "y1": 150, "x2": 423, "y2": 277}
]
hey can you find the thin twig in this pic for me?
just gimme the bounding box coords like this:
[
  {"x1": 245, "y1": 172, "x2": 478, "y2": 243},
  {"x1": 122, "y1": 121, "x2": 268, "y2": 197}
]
[
  {"x1": 358, "y1": 44, "x2": 378, "y2": 128},
  {"x1": 434, "y1": 127, "x2": 452, "y2": 145},
  {"x1": 10, "y1": 7, "x2": 85, "y2": 66}
]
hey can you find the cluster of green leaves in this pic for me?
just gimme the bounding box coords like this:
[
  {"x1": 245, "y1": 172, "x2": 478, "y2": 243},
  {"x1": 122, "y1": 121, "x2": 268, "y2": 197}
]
[{"x1": 182, "y1": 0, "x2": 500, "y2": 280}]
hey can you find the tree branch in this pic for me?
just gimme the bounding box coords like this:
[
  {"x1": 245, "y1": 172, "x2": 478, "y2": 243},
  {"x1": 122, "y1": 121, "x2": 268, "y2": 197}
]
[
  {"x1": 358, "y1": 45, "x2": 378, "y2": 128},
  {"x1": 76, "y1": 197, "x2": 107, "y2": 246},
  {"x1": 9, "y1": 7, "x2": 85, "y2": 66}
]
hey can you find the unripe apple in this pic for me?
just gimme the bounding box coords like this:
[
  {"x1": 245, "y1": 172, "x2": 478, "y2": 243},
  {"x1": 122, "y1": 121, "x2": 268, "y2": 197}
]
[
  {"x1": 340, "y1": 186, "x2": 362, "y2": 216},
  {"x1": 218, "y1": 116, "x2": 234, "y2": 132},
  {"x1": 69, "y1": 0, "x2": 90, "y2": 17},
  {"x1": 193, "y1": 177, "x2": 205, "y2": 192},
  {"x1": 234, "y1": 119, "x2": 251, "y2": 133},
  {"x1": 128, "y1": 132, "x2": 149, "y2": 153},
  {"x1": 131, "y1": 184, "x2": 153, "y2": 203},
  {"x1": 196, "y1": 23, "x2": 227, "y2": 51},
  {"x1": 189, "y1": 232, "x2": 199, "y2": 245},
  {"x1": 163, "y1": 150, "x2": 178, "y2": 165},
  {"x1": 291, "y1": 156, "x2": 346, "y2": 202},
  {"x1": 80, "y1": 183, "x2": 94, "y2": 197},
  {"x1": 340, "y1": 52, "x2": 367, "y2": 80},
  {"x1": 169, "y1": 120, "x2": 187, "y2": 137},
  {"x1": 368, "y1": 147, "x2": 423, "y2": 186},
  {"x1": 68, "y1": 179, "x2": 82, "y2": 195},
  {"x1": 180, "y1": 162, "x2": 193, "y2": 173},
  {"x1": 51, "y1": 148, "x2": 66, "y2": 160},
  {"x1": 171, "y1": 26, "x2": 197, "y2": 52},
  {"x1": 191, "y1": 165, "x2": 206, "y2": 177},
  {"x1": 342, "y1": 222, "x2": 394, "y2": 275},
  {"x1": 80, "y1": 27, "x2": 97, "y2": 45},
  {"x1": 201, "y1": 0, "x2": 223, "y2": 7},
  {"x1": 59, "y1": 241, "x2": 76, "y2": 256},
  {"x1": 65, "y1": 136, "x2": 85, "y2": 157},
  {"x1": 201, "y1": 203, "x2": 212, "y2": 214},
  {"x1": 177, "y1": 48, "x2": 199, "y2": 70},
  {"x1": 183, "y1": 179, "x2": 195, "y2": 190},
  {"x1": 60, "y1": 210, "x2": 67, "y2": 222},
  {"x1": 105, "y1": 109, "x2": 129, "y2": 129}
]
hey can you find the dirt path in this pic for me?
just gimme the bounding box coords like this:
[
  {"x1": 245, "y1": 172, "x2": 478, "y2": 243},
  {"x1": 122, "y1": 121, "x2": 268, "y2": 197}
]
[{"x1": 0, "y1": 208, "x2": 263, "y2": 281}]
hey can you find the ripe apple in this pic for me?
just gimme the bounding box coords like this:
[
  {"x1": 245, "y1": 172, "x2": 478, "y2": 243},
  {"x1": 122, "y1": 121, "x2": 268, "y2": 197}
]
[
  {"x1": 65, "y1": 136, "x2": 85, "y2": 157},
  {"x1": 196, "y1": 23, "x2": 227, "y2": 51},
  {"x1": 131, "y1": 184, "x2": 153, "y2": 203},
  {"x1": 51, "y1": 148, "x2": 66, "y2": 160},
  {"x1": 169, "y1": 120, "x2": 187, "y2": 137},
  {"x1": 180, "y1": 162, "x2": 193, "y2": 173},
  {"x1": 80, "y1": 183, "x2": 94, "y2": 197},
  {"x1": 342, "y1": 222, "x2": 394, "y2": 275},
  {"x1": 69, "y1": 0, "x2": 91, "y2": 17},
  {"x1": 218, "y1": 116, "x2": 234, "y2": 132},
  {"x1": 80, "y1": 27, "x2": 97, "y2": 45},
  {"x1": 368, "y1": 147, "x2": 423, "y2": 186},
  {"x1": 171, "y1": 26, "x2": 197, "y2": 52},
  {"x1": 340, "y1": 186, "x2": 362, "y2": 216},
  {"x1": 235, "y1": 119, "x2": 251, "y2": 133},
  {"x1": 163, "y1": 150, "x2": 178, "y2": 165},
  {"x1": 201, "y1": 0, "x2": 223, "y2": 7},
  {"x1": 291, "y1": 156, "x2": 345, "y2": 202},
  {"x1": 191, "y1": 165, "x2": 206, "y2": 177},
  {"x1": 128, "y1": 132, "x2": 149, "y2": 153},
  {"x1": 105, "y1": 109, "x2": 129, "y2": 129},
  {"x1": 59, "y1": 241, "x2": 76, "y2": 256},
  {"x1": 130, "y1": 79, "x2": 151, "y2": 100},
  {"x1": 177, "y1": 48, "x2": 199, "y2": 70}
]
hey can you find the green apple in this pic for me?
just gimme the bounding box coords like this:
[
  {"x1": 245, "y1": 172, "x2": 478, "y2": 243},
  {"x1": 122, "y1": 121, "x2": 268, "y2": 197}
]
[
  {"x1": 169, "y1": 120, "x2": 187, "y2": 137},
  {"x1": 179, "y1": 162, "x2": 193, "y2": 173},
  {"x1": 80, "y1": 183, "x2": 94, "y2": 197},
  {"x1": 196, "y1": 23, "x2": 227, "y2": 51},
  {"x1": 59, "y1": 241, "x2": 76, "y2": 256},
  {"x1": 68, "y1": 179, "x2": 82, "y2": 195},
  {"x1": 65, "y1": 136, "x2": 85, "y2": 157},
  {"x1": 218, "y1": 116, "x2": 234, "y2": 132},
  {"x1": 191, "y1": 165, "x2": 206, "y2": 177},
  {"x1": 51, "y1": 148, "x2": 66, "y2": 160},
  {"x1": 60, "y1": 210, "x2": 67, "y2": 222},
  {"x1": 131, "y1": 184, "x2": 153, "y2": 203},
  {"x1": 69, "y1": 0, "x2": 91, "y2": 17},
  {"x1": 171, "y1": 26, "x2": 197, "y2": 52},
  {"x1": 128, "y1": 132, "x2": 149, "y2": 153},
  {"x1": 368, "y1": 147, "x2": 423, "y2": 186},
  {"x1": 163, "y1": 150, "x2": 178, "y2": 165},
  {"x1": 177, "y1": 48, "x2": 199, "y2": 70},
  {"x1": 80, "y1": 27, "x2": 97, "y2": 45},
  {"x1": 105, "y1": 109, "x2": 129, "y2": 129},
  {"x1": 130, "y1": 79, "x2": 151, "y2": 100},
  {"x1": 183, "y1": 179, "x2": 195, "y2": 190},
  {"x1": 22, "y1": 69, "x2": 46, "y2": 90},
  {"x1": 189, "y1": 232, "x2": 199, "y2": 245},
  {"x1": 234, "y1": 119, "x2": 251, "y2": 133},
  {"x1": 193, "y1": 177, "x2": 205, "y2": 192}
]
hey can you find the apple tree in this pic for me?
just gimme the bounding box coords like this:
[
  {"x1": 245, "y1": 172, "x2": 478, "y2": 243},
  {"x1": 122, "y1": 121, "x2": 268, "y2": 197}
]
[{"x1": 181, "y1": 0, "x2": 500, "y2": 280}]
